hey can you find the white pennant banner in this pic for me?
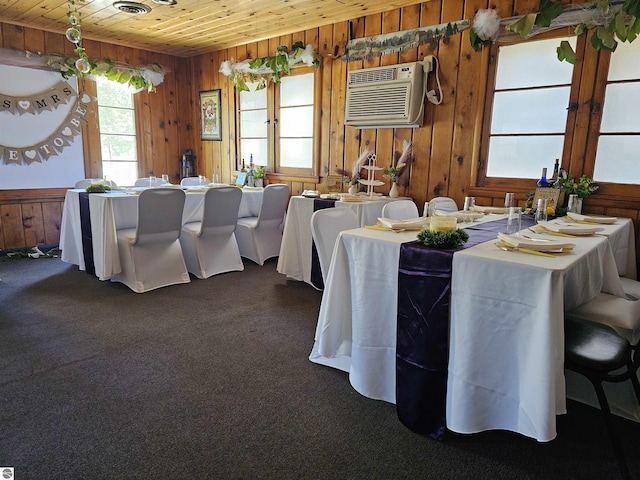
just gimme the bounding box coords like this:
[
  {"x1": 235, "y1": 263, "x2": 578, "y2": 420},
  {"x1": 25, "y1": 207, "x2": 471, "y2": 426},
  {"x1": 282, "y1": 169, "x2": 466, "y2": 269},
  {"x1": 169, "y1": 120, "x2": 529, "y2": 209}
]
[{"x1": 1, "y1": 93, "x2": 95, "y2": 166}]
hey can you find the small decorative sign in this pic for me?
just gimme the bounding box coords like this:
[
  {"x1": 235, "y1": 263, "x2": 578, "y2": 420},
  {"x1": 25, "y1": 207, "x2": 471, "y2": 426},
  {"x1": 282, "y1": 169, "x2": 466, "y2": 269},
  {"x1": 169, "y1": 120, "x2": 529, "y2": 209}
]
[
  {"x1": 326, "y1": 174, "x2": 344, "y2": 193},
  {"x1": 532, "y1": 188, "x2": 561, "y2": 212},
  {"x1": 199, "y1": 89, "x2": 222, "y2": 141},
  {"x1": 235, "y1": 172, "x2": 247, "y2": 187}
]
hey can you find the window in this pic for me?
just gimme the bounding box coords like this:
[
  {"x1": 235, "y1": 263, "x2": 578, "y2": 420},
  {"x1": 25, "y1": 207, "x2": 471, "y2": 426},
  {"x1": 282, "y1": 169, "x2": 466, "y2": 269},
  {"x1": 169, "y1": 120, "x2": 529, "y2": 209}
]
[
  {"x1": 96, "y1": 78, "x2": 138, "y2": 186},
  {"x1": 482, "y1": 37, "x2": 576, "y2": 182},
  {"x1": 592, "y1": 40, "x2": 640, "y2": 185},
  {"x1": 237, "y1": 68, "x2": 317, "y2": 177}
]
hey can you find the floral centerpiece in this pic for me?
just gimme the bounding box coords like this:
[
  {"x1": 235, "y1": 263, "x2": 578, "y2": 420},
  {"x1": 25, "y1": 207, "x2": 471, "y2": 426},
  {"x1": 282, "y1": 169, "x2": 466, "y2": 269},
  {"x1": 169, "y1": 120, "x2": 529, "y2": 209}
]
[
  {"x1": 336, "y1": 149, "x2": 372, "y2": 194},
  {"x1": 554, "y1": 169, "x2": 599, "y2": 199},
  {"x1": 383, "y1": 140, "x2": 411, "y2": 184}
]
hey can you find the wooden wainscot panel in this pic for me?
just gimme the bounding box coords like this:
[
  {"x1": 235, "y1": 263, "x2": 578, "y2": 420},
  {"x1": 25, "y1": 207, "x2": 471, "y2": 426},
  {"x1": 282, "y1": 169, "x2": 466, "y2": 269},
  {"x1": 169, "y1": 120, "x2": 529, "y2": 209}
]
[
  {"x1": 21, "y1": 202, "x2": 46, "y2": 247},
  {"x1": 1, "y1": 204, "x2": 26, "y2": 249}
]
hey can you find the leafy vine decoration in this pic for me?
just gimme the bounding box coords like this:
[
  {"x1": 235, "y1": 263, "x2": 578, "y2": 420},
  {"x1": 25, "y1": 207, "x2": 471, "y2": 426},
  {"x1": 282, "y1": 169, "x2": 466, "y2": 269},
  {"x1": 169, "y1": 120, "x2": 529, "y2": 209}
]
[{"x1": 219, "y1": 42, "x2": 320, "y2": 92}]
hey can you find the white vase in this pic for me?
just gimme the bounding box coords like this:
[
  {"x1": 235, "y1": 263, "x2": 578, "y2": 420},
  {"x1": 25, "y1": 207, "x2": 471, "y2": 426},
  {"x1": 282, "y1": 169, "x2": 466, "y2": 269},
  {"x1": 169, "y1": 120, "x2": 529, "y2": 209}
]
[
  {"x1": 348, "y1": 184, "x2": 359, "y2": 195},
  {"x1": 389, "y1": 182, "x2": 399, "y2": 198},
  {"x1": 255, "y1": 178, "x2": 264, "y2": 188}
]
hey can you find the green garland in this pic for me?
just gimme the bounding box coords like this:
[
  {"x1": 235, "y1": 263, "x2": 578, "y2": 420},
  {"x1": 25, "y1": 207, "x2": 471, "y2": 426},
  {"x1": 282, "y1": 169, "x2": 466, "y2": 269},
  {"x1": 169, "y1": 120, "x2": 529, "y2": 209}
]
[
  {"x1": 85, "y1": 184, "x2": 112, "y2": 193},
  {"x1": 416, "y1": 228, "x2": 469, "y2": 249}
]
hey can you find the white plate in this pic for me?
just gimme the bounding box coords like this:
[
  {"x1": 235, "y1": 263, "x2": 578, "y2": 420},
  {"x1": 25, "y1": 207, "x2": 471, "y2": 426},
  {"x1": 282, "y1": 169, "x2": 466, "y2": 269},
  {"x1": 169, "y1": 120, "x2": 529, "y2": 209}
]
[
  {"x1": 538, "y1": 221, "x2": 604, "y2": 236},
  {"x1": 566, "y1": 212, "x2": 617, "y2": 224},
  {"x1": 377, "y1": 217, "x2": 429, "y2": 230},
  {"x1": 497, "y1": 233, "x2": 575, "y2": 252}
]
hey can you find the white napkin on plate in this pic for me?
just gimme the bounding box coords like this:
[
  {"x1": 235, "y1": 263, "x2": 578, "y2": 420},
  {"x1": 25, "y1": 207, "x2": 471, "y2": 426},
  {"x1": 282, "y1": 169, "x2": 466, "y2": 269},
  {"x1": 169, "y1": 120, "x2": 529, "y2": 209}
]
[
  {"x1": 538, "y1": 221, "x2": 604, "y2": 235},
  {"x1": 377, "y1": 217, "x2": 429, "y2": 230},
  {"x1": 566, "y1": 212, "x2": 617, "y2": 224},
  {"x1": 497, "y1": 232, "x2": 575, "y2": 252}
]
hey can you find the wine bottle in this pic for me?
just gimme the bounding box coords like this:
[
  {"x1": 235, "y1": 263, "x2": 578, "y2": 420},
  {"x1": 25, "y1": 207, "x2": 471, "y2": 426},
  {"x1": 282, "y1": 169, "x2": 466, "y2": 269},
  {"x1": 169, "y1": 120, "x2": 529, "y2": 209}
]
[
  {"x1": 247, "y1": 154, "x2": 255, "y2": 187},
  {"x1": 550, "y1": 159, "x2": 560, "y2": 183},
  {"x1": 537, "y1": 168, "x2": 550, "y2": 188}
]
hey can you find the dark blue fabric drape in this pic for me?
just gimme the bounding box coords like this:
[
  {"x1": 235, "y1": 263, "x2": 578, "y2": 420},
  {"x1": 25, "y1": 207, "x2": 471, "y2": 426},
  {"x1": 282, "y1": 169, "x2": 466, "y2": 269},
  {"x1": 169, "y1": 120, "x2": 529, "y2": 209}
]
[
  {"x1": 78, "y1": 192, "x2": 95, "y2": 276},
  {"x1": 310, "y1": 198, "x2": 337, "y2": 290}
]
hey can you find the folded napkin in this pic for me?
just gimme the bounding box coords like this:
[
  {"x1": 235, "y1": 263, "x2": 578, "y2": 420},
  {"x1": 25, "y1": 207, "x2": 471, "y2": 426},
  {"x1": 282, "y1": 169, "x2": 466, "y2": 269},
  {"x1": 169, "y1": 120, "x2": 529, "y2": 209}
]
[
  {"x1": 242, "y1": 186, "x2": 264, "y2": 191},
  {"x1": 538, "y1": 221, "x2": 604, "y2": 235},
  {"x1": 497, "y1": 232, "x2": 575, "y2": 252},
  {"x1": 473, "y1": 205, "x2": 508, "y2": 214},
  {"x1": 377, "y1": 217, "x2": 429, "y2": 230},
  {"x1": 435, "y1": 210, "x2": 484, "y2": 222},
  {"x1": 566, "y1": 212, "x2": 617, "y2": 224}
]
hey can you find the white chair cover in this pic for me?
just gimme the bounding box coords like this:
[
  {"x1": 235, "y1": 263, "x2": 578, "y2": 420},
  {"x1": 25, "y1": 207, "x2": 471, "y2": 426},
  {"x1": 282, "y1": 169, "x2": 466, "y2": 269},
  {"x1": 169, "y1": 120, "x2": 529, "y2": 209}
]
[
  {"x1": 111, "y1": 188, "x2": 190, "y2": 293},
  {"x1": 429, "y1": 197, "x2": 459, "y2": 213},
  {"x1": 181, "y1": 176, "x2": 210, "y2": 187},
  {"x1": 235, "y1": 184, "x2": 289, "y2": 265},
  {"x1": 381, "y1": 200, "x2": 420, "y2": 220},
  {"x1": 180, "y1": 186, "x2": 244, "y2": 278},
  {"x1": 134, "y1": 177, "x2": 165, "y2": 187},
  {"x1": 310, "y1": 208, "x2": 359, "y2": 284},
  {"x1": 75, "y1": 179, "x2": 117, "y2": 188}
]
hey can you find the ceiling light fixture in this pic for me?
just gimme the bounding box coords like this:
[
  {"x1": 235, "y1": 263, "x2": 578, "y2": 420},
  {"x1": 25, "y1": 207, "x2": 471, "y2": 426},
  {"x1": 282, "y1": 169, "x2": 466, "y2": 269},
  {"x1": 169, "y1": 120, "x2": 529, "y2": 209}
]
[{"x1": 112, "y1": 1, "x2": 152, "y2": 14}]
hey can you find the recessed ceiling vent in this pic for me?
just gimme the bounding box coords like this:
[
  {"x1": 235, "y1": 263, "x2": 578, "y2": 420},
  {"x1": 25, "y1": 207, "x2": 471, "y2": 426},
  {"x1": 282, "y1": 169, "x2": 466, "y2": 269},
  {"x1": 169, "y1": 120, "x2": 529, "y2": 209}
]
[
  {"x1": 152, "y1": 0, "x2": 177, "y2": 5},
  {"x1": 112, "y1": 1, "x2": 152, "y2": 14}
]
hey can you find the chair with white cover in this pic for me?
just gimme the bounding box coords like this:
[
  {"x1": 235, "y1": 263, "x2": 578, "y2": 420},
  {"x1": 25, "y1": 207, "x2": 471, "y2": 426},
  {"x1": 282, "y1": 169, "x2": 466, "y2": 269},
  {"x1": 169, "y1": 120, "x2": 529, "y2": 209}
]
[
  {"x1": 381, "y1": 200, "x2": 420, "y2": 220},
  {"x1": 75, "y1": 179, "x2": 117, "y2": 188},
  {"x1": 134, "y1": 177, "x2": 165, "y2": 187},
  {"x1": 235, "y1": 183, "x2": 289, "y2": 265},
  {"x1": 310, "y1": 208, "x2": 359, "y2": 284},
  {"x1": 180, "y1": 186, "x2": 244, "y2": 278},
  {"x1": 110, "y1": 188, "x2": 190, "y2": 293},
  {"x1": 181, "y1": 176, "x2": 209, "y2": 187},
  {"x1": 429, "y1": 197, "x2": 459, "y2": 213}
]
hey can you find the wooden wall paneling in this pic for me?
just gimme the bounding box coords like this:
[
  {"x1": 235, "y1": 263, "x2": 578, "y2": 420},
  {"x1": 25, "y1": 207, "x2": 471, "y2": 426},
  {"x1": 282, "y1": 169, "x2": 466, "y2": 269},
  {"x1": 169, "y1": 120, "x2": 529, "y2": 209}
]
[
  {"x1": 317, "y1": 24, "x2": 333, "y2": 182},
  {"x1": 43, "y1": 28, "x2": 64, "y2": 55},
  {"x1": 42, "y1": 201, "x2": 62, "y2": 244},
  {"x1": 0, "y1": 22, "x2": 3, "y2": 48},
  {"x1": 343, "y1": 17, "x2": 365, "y2": 187},
  {"x1": 328, "y1": 21, "x2": 348, "y2": 189},
  {"x1": 392, "y1": 4, "x2": 420, "y2": 199},
  {"x1": 448, "y1": 0, "x2": 488, "y2": 203},
  {"x1": 425, "y1": 0, "x2": 457, "y2": 202},
  {"x1": 3, "y1": 23, "x2": 25, "y2": 50},
  {"x1": 1, "y1": 204, "x2": 26, "y2": 249},
  {"x1": 79, "y1": 78, "x2": 102, "y2": 180},
  {"x1": 156, "y1": 53, "x2": 179, "y2": 179},
  {"x1": 410, "y1": 1, "x2": 441, "y2": 209},
  {"x1": 197, "y1": 50, "x2": 214, "y2": 180},
  {"x1": 173, "y1": 56, "x2": 193, "y2": 184},
  {"x1": 23, "y1": 25, "x2": 44, "y2": 52},
  {"x1": 0, "y1": 209, "x2": 4, "y2": 249},
  {"x1": 222, "y1": 47, "x2": 238, "y2": 183},
  {"x1": 21, "y1": 202, "x2": 46, "y2": 246}
]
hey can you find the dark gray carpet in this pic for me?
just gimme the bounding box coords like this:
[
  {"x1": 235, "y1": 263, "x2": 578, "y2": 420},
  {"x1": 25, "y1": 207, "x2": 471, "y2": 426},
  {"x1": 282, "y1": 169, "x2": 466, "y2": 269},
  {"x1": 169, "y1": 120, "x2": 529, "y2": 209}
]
[{"x1": 1, "y1": 256, "x2": 639, "y2": 480}]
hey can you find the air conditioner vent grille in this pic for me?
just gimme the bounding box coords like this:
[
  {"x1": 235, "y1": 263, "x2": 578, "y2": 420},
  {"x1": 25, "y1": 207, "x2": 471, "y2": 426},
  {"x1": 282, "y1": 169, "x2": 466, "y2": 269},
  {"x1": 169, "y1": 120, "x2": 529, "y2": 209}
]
[
  {"x1": 348, "y1": 68, "x2": 396, "y2": 85},
  {"x1": 346, "y1": 86, "x2": 409, "y2": 118}
]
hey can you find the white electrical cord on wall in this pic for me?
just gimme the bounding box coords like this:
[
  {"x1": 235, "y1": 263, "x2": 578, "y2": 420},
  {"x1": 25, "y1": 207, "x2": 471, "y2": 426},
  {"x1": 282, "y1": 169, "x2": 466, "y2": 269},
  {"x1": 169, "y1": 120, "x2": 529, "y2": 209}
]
[{"x1": 426, "y1": 56, "x2": 443, "y2": 105}]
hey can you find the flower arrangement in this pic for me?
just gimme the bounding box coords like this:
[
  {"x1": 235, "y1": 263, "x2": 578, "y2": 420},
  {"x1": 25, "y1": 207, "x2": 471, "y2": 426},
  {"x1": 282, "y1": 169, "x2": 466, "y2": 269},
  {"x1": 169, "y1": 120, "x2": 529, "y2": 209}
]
[
  {"x1": 383, "y1": 140, "x2": 412, "y2": 184},
  {"x1": 555, "y1": 169, "x2": 599, "y2": 199},
  {"x1": 336, "y1": 149, "x2": 372, "y2": 187},
  {"x1": 253, "y1": 165, "x2": 265, "y2": 179}
]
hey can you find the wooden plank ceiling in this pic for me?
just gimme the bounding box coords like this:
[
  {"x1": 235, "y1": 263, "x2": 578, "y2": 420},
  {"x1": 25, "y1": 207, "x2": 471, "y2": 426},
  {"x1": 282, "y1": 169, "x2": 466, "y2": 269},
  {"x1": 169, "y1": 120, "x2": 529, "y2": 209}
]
[{"x1": 0, "y1": 0, "x2": 428, "y2": 57}]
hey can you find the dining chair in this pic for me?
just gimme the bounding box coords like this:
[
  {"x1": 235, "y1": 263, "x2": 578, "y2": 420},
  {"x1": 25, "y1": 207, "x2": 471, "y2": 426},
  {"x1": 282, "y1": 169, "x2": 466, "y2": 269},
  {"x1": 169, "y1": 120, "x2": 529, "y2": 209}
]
[
  {"x1": 429, "y1": 197, "x2": 459, "y2": 213},
  {"x1": 381, "y1": 200, "x2": 419, "y2": 220},
  {"x1": 180, "y1": 186, "x2": 244, "y2": 278},
  {"x1": 75, "y1": 179, "x2": 117, "y2": 188},
  {"x1": 564, "y1": 317, "x2": 640, "y2": 480},
  {"x1": 110, "y1": 188, "x2": 190, "y2": 293},
  {"x1": 310, "y1": 208, "x2": 359, "y2": 284},
  {"x1": 134, "y1": 177, "x2": 165, "y2": 187},
  {"x1": 180, "y1": 176, "x2": 210, "y2": 187},
  {"x1": 235, "y1": 183, "x2": 289, "y2": 265}
]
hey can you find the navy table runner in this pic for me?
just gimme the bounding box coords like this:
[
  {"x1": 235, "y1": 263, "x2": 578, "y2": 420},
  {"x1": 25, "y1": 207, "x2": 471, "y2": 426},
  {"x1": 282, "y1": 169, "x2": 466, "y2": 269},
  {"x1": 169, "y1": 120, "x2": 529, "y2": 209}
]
[
  {"x1": 78, "y1": 192, "x2": 96, "y2": 276},
  {"x1": 310, "y1": 198, "x2": 337, "y2": 290},
  {"x1": 395, "y1": 216, "x2": 535, "y2": 438}
]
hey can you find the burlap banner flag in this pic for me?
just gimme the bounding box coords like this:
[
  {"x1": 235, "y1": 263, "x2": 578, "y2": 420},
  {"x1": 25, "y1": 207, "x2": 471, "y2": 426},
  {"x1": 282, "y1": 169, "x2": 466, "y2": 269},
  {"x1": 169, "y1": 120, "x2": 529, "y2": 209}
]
[
  {"x1": 1, "y1": 93, "x2": 95, "y2": 166},
  {"x1": 0, "y1": 80, "x2": 77, "y2": 115}
]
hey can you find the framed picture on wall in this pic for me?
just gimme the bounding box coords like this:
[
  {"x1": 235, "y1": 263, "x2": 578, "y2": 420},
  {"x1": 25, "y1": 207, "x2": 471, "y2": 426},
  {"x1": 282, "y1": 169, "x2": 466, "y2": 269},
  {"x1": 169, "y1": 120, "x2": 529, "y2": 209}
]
[{"x1": 199, "y1": 89, "x2": 222, "y2": 141}]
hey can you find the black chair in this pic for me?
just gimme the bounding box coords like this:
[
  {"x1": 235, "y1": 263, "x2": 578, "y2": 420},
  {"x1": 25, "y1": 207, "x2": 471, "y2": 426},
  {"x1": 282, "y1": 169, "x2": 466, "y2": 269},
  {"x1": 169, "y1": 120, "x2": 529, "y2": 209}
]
[{"x1": 564, "y1": 317, "x2": 640, "y2": 480}]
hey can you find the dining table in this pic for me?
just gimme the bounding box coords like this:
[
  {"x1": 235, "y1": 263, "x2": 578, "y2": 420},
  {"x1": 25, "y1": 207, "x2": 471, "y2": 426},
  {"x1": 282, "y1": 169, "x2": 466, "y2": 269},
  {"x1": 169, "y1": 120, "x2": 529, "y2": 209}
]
[
  {"x1": 309, "y1": 212, "x2": 637, "y2": 442},
  {"x1": 60, "y1": 185, "x2": 264, "y2": 280},
  {"x1": 276, "y1": 194, "x2": 410, "y2": 289}
]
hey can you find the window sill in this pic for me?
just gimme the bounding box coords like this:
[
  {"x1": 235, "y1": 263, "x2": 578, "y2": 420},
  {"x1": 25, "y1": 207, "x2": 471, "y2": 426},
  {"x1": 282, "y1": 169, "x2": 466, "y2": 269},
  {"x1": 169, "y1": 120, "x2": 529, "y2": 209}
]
[{"x1": 266, "y1": 173, "x2": 320, "y2": 184}]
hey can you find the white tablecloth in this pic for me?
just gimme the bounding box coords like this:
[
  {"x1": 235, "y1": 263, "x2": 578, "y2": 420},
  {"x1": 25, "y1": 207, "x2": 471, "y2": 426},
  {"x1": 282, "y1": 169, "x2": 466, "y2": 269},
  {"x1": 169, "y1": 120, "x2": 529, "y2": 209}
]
[
  {"x1": 310, "y1": 216, "x2": 635, "y2": 442},
  {"x1": 276, "y1": 195, "x2": 409, "y2": 287},
  {"x1": 60, "y1": 187, "x2": 263, "y2": 279}
]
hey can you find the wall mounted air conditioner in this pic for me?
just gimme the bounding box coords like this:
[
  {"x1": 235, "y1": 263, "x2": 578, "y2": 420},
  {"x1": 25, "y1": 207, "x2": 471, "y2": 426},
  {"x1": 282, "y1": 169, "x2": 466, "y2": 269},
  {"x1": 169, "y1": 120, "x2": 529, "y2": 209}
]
[{"x1": 344, "y1": 60, "x2": 431, "y2": 129}]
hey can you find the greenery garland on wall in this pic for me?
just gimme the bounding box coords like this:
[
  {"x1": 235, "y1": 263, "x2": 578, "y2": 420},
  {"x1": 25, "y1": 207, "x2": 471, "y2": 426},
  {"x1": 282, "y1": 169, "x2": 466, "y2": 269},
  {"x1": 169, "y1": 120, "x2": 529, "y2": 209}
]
[
  {"x1": 219, "y1": 42, "x2": 320, "y2": 92},
  {"x1": 42, "y1": 0, "x2": 166, "y2": 92},
  {"x1": 470, "y1": 0, "x2": 640, "y2": 64}
]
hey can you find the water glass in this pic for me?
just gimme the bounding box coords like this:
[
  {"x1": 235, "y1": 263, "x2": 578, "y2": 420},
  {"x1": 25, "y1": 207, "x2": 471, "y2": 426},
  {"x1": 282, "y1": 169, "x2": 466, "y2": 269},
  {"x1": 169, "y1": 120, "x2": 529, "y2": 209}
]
[
  {"x1": 149, "y1": 175, "x2": 156, "y2": 188},
  {"x1": 504, "y1": 192, "x2": 515, "y2": 208},
  {"x1": 213, "y1": 174, "x2": 219, "y2": 185},
  {"x1": 463, "y1": 196, "x2": 475, "y2": 212},
  {"x1": 199, "y1": 175, "x2": 207, "y2": 186},
  {"x1": 535, "y1": 198, "x2": 548, "y2": 224},
  {"x1": 161, "y1": 174, "x2": 169, "y2": 184},
  {"x1": 506, "y1": 207, "x2": 521, "y2": 235},
  {"x1": 423, "y1": 202, "x2": 430, "y2": 217},
  {"x1": 567, "y1": 194, "x2": 579, "y2": 213}
]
